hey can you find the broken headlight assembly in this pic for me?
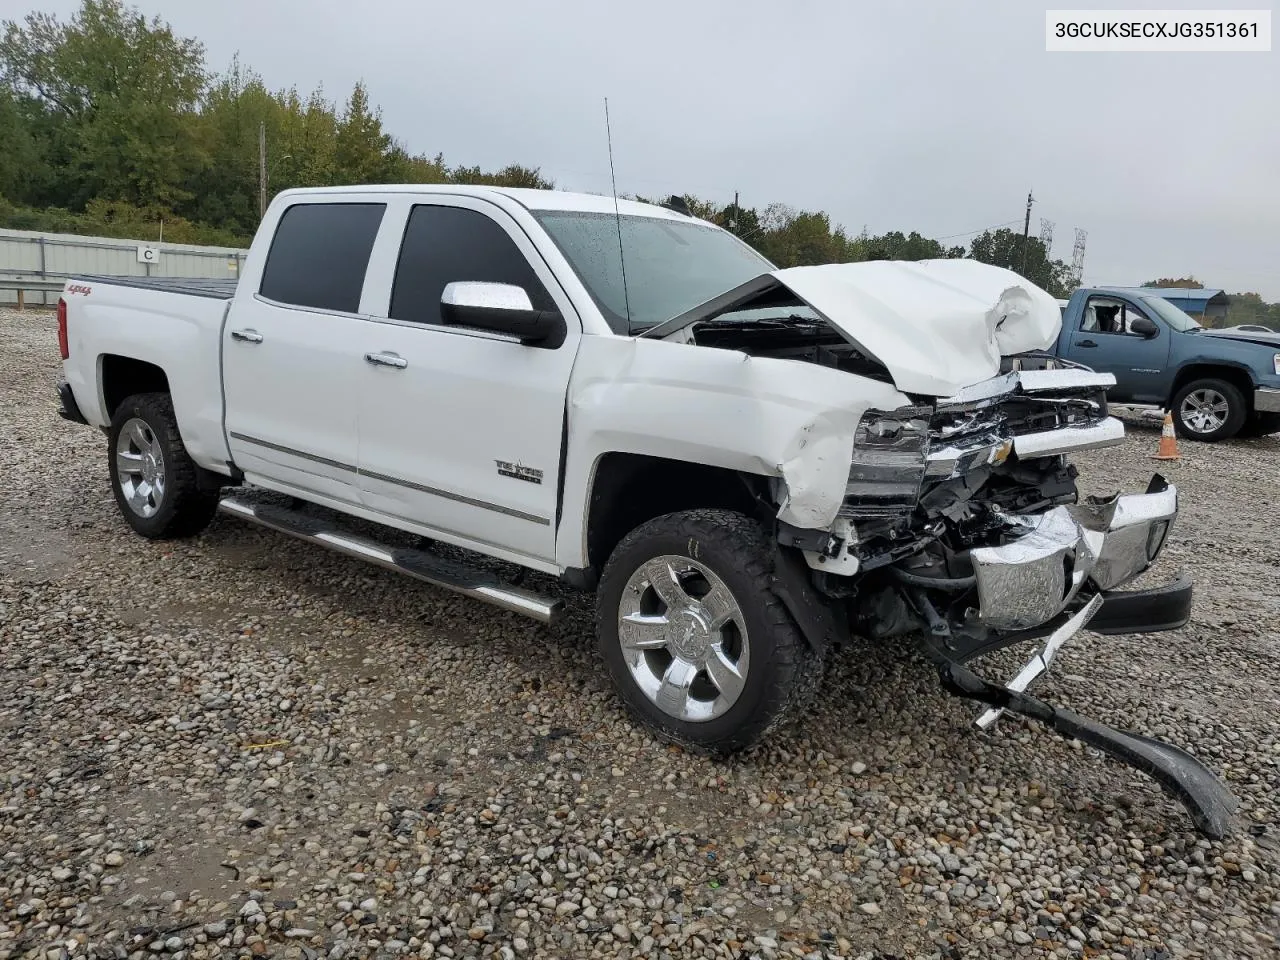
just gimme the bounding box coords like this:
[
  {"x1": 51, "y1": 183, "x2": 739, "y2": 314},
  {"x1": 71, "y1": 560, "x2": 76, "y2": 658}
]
[{"x1": 843, "y1": 407, "x2": 932, "y2": 518}]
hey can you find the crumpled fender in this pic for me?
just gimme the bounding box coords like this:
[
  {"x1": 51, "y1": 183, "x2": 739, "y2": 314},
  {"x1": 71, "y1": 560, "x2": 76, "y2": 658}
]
[{"x1": 555, "y1": 336, "x2": 909, "y2": 568}]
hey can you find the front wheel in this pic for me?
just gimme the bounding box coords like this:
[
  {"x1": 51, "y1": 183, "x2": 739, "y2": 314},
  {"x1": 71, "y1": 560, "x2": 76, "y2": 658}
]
[
  {"x1": 1171, "y1": 378, "x2": 1246, "y2": 442},
  {"x1": 108, "y1": 392, "x2": 220, "y2": 539},
  {"x1": 595, "y1": 509, "x2": 821, "y2": 755}
]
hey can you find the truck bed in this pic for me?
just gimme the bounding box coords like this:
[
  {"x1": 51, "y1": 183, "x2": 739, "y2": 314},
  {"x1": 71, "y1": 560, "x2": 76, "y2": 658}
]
[{"x1": 72, "y1": 274, "x2": 238, "y2": 300}]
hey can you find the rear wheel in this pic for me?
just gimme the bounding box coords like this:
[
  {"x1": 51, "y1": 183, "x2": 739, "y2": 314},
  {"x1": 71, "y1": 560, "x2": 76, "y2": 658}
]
[
  {"x1": 1171, "y1": 378, "x2": 1246, "y2": 442},
  {"x1": 108, "y1": 393, "x2": 220, "y2": 539},
  {"x1": 596, "y1": 509, "x2": 821, "y2": 755}
]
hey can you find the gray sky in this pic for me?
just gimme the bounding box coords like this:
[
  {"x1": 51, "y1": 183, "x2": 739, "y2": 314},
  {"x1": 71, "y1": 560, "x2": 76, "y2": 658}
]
[{"x1": 16, "y1": 0, "x2": 1280, "y2": 298}]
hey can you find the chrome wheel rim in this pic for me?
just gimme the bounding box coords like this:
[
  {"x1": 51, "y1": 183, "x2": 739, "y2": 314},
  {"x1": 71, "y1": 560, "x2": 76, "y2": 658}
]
[
  {"x1": 617, "y1": 555, "x2": 749, "y2": 723},
  {"x1": 115, "y1": 418, "x2": 166, "y2": 518},
  {"x1": 1180, "y1": 388, "x2": 1229, "y2": 434}
]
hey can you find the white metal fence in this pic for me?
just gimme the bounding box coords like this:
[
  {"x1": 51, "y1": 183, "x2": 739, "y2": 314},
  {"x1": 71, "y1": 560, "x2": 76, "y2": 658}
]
[{"x1": 0, "y1": 227, "x2": 248, "y2": 307}]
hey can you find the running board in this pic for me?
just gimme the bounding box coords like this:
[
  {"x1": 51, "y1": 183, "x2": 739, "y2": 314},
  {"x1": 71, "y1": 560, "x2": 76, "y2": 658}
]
[{"x1": 217, "y1": 497, "x2": 563, "y2": 624}]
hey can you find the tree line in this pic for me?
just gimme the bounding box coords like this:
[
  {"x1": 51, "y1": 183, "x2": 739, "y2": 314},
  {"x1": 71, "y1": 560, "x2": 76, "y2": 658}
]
[
  {"x1": 1, "y1": 0, "x2": 1271, "y2": 322},
  {"x1": 1142, "y1": 278, "x2": 1278, "y2": 330}
]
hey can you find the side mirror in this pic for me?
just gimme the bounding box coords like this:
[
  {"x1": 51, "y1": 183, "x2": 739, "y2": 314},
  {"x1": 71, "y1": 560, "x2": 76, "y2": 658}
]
[
  {"x1": 1130, "y1": 316, "x2": 1158, "y2": 338},
  {"x1": 440, "y1": 282, "x2": 566, "y2": 348}
]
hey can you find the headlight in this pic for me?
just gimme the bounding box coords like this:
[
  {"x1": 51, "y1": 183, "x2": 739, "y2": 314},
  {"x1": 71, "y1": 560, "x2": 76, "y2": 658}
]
[
  {"x1": 1273, "y1": 353, "x2": 1280, "y2": 376},
  {"x1": 844, "y1": 407, "x2": 931, "y2": 517}
]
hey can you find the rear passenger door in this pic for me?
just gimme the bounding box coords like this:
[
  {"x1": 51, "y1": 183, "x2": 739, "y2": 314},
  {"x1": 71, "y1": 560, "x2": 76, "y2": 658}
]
[
  {"x1": 223, "y1": 200, "x2": 385, "y2": 505},
  {"x1": 354, "y1": 199, "x2": 580, "y2": 567}
]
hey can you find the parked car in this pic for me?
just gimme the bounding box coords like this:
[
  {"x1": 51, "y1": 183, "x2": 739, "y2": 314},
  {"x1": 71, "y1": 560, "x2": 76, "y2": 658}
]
[
  {"x1": 1043, "y1": 287, "x2": 1280, "y2": 440},
  {"x1": 54, "y1": 192, "x2": 1233, "y2": 835},
  {"x1": 1221, "y1": 324, "x2": 1277, "y2": 334}
]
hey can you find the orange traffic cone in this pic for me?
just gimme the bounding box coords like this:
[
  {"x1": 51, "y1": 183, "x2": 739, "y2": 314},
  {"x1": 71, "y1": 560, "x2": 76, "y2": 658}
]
[{"x1": 1153, "y1": 411, "x2": 1181, "y2": 461}]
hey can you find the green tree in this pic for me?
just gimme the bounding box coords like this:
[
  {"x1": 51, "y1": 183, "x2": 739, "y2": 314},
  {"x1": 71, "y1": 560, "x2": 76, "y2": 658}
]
[
  {"x1": 1142, "y1": 277, "x2": 1204, "y2": 289},
  {"x1": 969, "y1": 227, "x2": 1073, "y2": 298},
  {"x1": 188, "y1": 57, "x2": 283, "y2": 231},
  {"x1": 1224, "y1": 292, "x2": 1279, "y2": 330},
  {"x1": 0, "y1": 85, "x2": 44, "y2": 201},
  {"x1": 856, "y1": 229, "x2": 964, "y2": 261},
  {"x1": 1, "y1": 0, "x2": 207, "y2": 209},
  {"x1": 334, "y1": 82, "x2": 393, "y2": 183},
  {"x1": 447, "y1": 163, "x2": 553, "y2": 189}
]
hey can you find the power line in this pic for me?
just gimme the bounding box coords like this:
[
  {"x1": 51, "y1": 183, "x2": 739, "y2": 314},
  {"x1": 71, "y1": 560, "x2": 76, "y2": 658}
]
[{"x1": 932, "y1": 218, "x2": 1023, "y2": 241}]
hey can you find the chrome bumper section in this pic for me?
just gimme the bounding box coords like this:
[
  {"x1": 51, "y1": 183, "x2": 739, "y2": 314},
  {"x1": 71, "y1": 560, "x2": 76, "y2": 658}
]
[
  {"x1": 969, "y1": 475, "x2": 1177, "y2": 630},
  {"x1": 1011, "y1": 416, "x2": 1125, "y2": 459},
  {"x1": 1254, "y1": 387, "x2": 1280, "y2": 413}
]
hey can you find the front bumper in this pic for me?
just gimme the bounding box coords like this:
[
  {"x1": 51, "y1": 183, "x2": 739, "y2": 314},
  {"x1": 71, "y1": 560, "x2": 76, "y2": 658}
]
[
  {"x1": 913, "y1": 566, "x2": 1231, "y2": 839},
  {"x1": 899, "y1": 475, "x2": 1234, "y2": 838},
  {"x1": 1087, "y1": 572, "x2": 1192, "y2": 635},
  {"x1": 1255, "y1": 387, "x2": 1280, "y2": 413},
  {"x1": 924, "y1": 622, "x2": 1236, "y2": 839},
  {"x1": 969, "y1": 475, "x2": 1177, "y2": 630}
]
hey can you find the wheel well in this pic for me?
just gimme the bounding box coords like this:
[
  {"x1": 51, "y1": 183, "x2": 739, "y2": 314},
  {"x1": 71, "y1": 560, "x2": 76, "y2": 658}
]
[
  {"x1": 1169, "y1": 365, "x2": 1254, "y2": 411},
  {"x1": 100, "y1": 355, "x2": 170, "y2": 418},
  {"x1": 585, "y1": 453, "x2": 767, "y2": 576}
]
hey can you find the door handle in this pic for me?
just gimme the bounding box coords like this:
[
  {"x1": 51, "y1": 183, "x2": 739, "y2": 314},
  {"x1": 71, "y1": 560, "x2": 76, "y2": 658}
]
[
  {"x1": 230, "y1": 329, "x2": 263, "y2": 344},
  {"x1": 1077, "y1": 339, "x2": 1098, "y2": 348},
  {"x1": 365, "y1": 351, "x2": 408, "y2": 369}
]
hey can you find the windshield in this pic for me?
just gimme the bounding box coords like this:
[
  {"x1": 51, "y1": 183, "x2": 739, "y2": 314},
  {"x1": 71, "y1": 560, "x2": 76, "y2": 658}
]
[
  {"x1": 532, "y1": 211, "x2": 774, "y2": 333},
  {"x1": 1141, "y1": 295, "x2": 1202, "y2": 332}
]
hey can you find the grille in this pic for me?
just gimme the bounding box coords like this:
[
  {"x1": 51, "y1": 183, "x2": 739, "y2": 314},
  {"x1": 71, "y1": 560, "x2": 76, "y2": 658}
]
[{"x1": 840, "y1": 369, "x2": 1117, "y2": 524}]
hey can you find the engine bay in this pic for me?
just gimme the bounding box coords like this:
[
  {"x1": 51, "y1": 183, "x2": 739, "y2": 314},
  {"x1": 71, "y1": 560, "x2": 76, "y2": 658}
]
[{"x1": 688, "y1": 318, "x2": 897, "y2": 383}]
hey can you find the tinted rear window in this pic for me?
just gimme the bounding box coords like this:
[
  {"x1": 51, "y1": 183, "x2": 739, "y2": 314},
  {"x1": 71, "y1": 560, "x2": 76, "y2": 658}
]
[{"x1": 259, "y1": 203, "x2": 386, "y2": 312}]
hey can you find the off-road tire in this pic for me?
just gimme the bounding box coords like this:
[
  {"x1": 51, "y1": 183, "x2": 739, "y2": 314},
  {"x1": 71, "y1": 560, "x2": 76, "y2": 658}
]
[
  {"x1": 596, "y1": 509, "x2": 823, "y2": 756},
  {"x1": 1170, "y1": 377, "x2": 1247, "y2": 442},
  {"x1": 108, "y1": 392, "x2": 220, "y2": 539}
]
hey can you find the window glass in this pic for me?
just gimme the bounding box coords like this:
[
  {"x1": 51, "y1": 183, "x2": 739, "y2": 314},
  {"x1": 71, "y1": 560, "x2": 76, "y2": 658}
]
[
  {"x1": 259, "y1": 203, "x2": 386, "y2": 312},
  {"x1": 390, "y1": 205, "x2": 553, "y2": 324},
  {"x1": 1082, "y1": 298, "x2": 1126, "y2": 334},
  {"x1": 1142, "y1": 296, "x2": 1202, "y2": 332},
  {"x1": 532, "y1": 211, "x2": 773, "y2": 333}
]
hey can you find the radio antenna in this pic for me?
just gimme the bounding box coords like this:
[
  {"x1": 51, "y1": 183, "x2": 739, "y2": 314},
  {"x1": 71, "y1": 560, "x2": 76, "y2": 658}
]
[{"x1": 604, "y1": 97, "x2": 633, "y2": 333}]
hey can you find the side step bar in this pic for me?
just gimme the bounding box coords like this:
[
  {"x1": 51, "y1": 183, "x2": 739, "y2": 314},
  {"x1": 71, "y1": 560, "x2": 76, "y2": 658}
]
[{"x1": 217, "y1": 497, "x2": 564, "y2": 624}]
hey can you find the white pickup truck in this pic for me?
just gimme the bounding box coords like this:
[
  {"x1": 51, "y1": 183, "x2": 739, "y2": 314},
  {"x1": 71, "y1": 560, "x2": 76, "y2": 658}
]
[{"x1": 56, "y1": 185, "x2": 1233, "y2": 836}]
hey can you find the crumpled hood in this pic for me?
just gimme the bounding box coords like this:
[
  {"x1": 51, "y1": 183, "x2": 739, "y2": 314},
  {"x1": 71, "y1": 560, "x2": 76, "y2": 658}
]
[{"x1": 771, "y1": 259, "x2": 1063, "y2": 396}]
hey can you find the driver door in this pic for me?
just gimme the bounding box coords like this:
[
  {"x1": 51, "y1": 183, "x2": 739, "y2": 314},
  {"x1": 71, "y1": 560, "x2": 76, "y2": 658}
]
[
  {"x1": 1067, "y1": 296, "x2": 1170, "y2": 403},
  {"x1": 353, "y1": 199, "x2": 581, "y2": 566}
]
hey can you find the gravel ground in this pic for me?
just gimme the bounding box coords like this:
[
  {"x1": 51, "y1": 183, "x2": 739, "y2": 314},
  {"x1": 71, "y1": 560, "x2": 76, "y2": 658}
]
[{"x1": 2, "y1": 305, "x2": 1278, "y2": 960}]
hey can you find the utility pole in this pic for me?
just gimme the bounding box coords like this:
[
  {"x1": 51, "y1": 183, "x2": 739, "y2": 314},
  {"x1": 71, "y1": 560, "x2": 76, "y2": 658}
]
[
  {"x1": 1020, "y1": 190, "x2": 1035, "y2": 274},
  {"x1": 732, "y1": 190, "x2": 739, "y2": 232},
  {"x1": 256, "y1": 122, "x2": 266, "y2": 221}
]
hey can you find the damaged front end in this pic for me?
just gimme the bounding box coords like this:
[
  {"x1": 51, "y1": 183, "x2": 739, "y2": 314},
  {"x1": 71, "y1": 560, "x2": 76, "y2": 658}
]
[{"x1": 804, "y1": 366, "x2": 1235, "y2": 838}]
